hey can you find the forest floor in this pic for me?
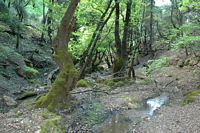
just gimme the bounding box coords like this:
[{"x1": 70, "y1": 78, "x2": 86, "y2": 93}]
[{"x1": 0, "y1": 22, "x2": 200, "y2": 133}]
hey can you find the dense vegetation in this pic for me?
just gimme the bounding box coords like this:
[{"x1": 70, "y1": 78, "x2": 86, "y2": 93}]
[
  {"x1": 0, "y1": 0, "x2": 199, "y2": 109},
  {"x1": 0, "y1": 0, "x2": 200, "y2": 132}
]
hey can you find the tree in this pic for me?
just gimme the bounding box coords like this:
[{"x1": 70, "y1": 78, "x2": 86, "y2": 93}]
[
  {"x1": 35, "y1": 0, "x2": 80, "y2": 111},
  {"x1": 113, "y1": 0, "x2": 133, "y2": 77},
  {"x1": 78, "y1": 0, "x2": 114, "y2": 79},
  {"x1": 149, "y1": 0, "x2": 154, "y2": 56}
]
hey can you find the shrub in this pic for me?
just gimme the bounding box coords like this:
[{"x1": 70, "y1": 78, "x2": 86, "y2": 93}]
[
  {"x1": 76, "y1": 79, "x2": 89, "y2": 87},
  {"x1": 146, "y1": 57, "x2": 167, "y2": 77}
]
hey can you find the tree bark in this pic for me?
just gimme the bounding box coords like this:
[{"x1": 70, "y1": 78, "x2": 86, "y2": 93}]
[
  {"x1": 149, "y1": 0, "x2": 154, "y2": 56},
  {"x1": 35, "y1": 0, "x2": 80, "y2": 112},
  {"x1": 121, "y1": 0, "x2": 132, "y2": 65},
  {"x1": 114, "y1": 0, "x2": 121, "y2": 57}
]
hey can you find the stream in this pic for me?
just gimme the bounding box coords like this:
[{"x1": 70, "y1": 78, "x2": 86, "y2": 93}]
[{"x1": 99, "y1": 94, "x2": 169, "y2": 133}]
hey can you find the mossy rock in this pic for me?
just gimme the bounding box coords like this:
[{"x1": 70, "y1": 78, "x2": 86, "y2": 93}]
[
  {"x1": 40, "y1": 110, "x2": 65, "y2": 133},
  {"x1": 0, "y1": 45, "x2": 13, "y2": 61},
  {"x1": 103, "y1": 78, "x2": 115, "y2": 87},
  {"x1": 76, "y1": 79, "x2": 90, "y2": 87},
  {"x1": 102, "y1": 78, "x2": 130, "y2": 87},
  {"x1": 0, "y1": 45, "x2": 26, "y2": 66},
  {"x1": 183, "y1": 85, "x2": 200, "y2": 105},
  {"x1": 24, "y1": 59, "x2": 33, "y2": 67},
  {"x1": 17, "y1": 91, "x2": 37, "y2": 100},
  {"x1": 16, "y1": 66, "x2": 39, "y2": 78},
  {"x1": 23, "y1": 66, "x2": 39, "y2": 78}
]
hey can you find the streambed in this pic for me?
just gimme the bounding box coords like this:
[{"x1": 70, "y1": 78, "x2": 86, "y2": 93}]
[{"x1": 97, "y1": 94, "x2": 169, "y2": 133}]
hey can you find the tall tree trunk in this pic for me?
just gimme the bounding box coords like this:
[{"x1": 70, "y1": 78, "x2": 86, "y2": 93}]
[
  {"x1": 149, "y1": 0, "x2": 154, "y2": 56},
  {"x1": 113, "y1": 0, "x2": 132, "y2": 77},
  {"x1": 35, "y1": 0, "x2": 80, "y2": 112},
  {"x1": 40, "y1": 0, "x2": 46, "y2": 42},
  {"x1": 121, "y1": 0, "x2": 132, "y2": 65},
  {"x1": 114, "y1": 0, "x2": 121, "y2": 57}
]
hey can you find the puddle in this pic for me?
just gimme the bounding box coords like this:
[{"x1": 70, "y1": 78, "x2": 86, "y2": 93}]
[
  {"x1": 98, "y1": 94, "x2": 169, "y2": 132},
  {"x1": 100, "y1": 113, "x2": 129, "y2": 133}
]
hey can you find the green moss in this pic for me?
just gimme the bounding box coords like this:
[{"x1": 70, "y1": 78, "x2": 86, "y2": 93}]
[
  {"x1": 16, "y1": 111, "x2": 23, "y2": 117},
  {"x1": 102, "y1": 77, "x2": 130, "y2": 87},
  {"x1": 23, "y1": 66, "x2": 39, "y2": 78},
  {"x1": 85, "y1": 102, "x2": 104, "y2": 124},
  {"x1": 76, "y1": 79, "x2": 89, "y2": 87},
  {"x1": 18, "y1": 91, "x2": 37, "y2": 100},
  {"x1": 0, "y1": 45, "x2": 13, "y2": 61},
  {"x1": 183, "y1": 85, "x2": 200, "y2": 105},
  {"x1": 40, "y1": 110, "x2": 65, "y2": 133},
  {"x1": 35, "y1": 48, "x2": 78, "y2": 112},
  {"x1": 113, "y1": 56, "x2": 123, "y2": 76},
  {"x1": 0, "y1": 32, "x2": 11, "y2": 39},
  {"x1": 103, "y1": 78, "x2": 115, "y2": 87}
]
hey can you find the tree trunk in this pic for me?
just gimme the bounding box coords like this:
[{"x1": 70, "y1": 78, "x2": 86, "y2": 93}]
[
  {"x1": 113, "y1": 0, "x2": 132, "y2": 77},
  {"x1": 79, "y1": 2, "x2": 114, "y2": 79},
  {"x1": 35, "y1": 0, "x2": 80, "y2": 112},
  {"x1": 121, "y1": 0, "x2": 132, "y2": 65},
  {"x1": 114, "y1": 0, "x2": 121, "y2": 57},
  {"x1": 149, "y1": 0, "x2": 154, "y2": 56}
]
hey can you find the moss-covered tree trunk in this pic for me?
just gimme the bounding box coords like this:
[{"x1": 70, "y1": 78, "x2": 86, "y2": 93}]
[{"x1": 35, "y1": 0, "x2": 80, "y2": 111}]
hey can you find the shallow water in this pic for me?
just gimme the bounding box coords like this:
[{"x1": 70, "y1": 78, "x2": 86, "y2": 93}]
[
  {"x1": 99, "y1": 94, "x2": 169, "y2": 132},
  {"x1": 100, "y1": 113, "x2": 129, "y2": 133},
  {"x1": 146, "y1": 94, "x2": 169, "y2": 116}
]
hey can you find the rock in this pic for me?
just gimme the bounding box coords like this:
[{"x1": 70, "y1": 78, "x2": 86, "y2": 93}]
[
  {"x1": 3, "y1": 95, "x2": 17, "y2": 106},
  {"x1": 177, "y1": 60, "x2": 184, "y2": 68},
  {"x1": 127, "y1": 102, "x2": 137, "y2": 109},
  {"x1": 197, "y1": 62, "x2": 200, "y2": 67},
  {"x1": 30, "y1": 55, "x2": 54, "y2": 68},
  {"x1": 189, "y1": 59, "x2": 199, "y2": 66},
  {"x1": 167, "y1": 57, "x2": 179, "y2": 66}
]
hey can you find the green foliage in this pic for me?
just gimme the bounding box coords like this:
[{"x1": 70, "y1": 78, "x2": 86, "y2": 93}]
[
  {"x1": 76, "y1": 79, "x2": 90, "y2": 87},
  {"x1": 179, "y1": 0, "x2": 200, "y2": 11},
  {"x1": 25, "y1": 0, "x2": 43, "y2": 18},
  {"x1": 173, "y1": 36, "x2": 200, "y2": 49},
  {"x1": 146, "y1": 57, "x2": 167, "y2": 76}
]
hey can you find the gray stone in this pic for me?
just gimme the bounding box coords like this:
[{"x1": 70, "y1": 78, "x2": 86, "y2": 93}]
[{"x1": 3, "y1": 95, "x2": 17, "y2": 106}]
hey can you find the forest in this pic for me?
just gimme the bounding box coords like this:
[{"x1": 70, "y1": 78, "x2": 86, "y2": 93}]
[{"x1": 0, "y1": 0, "x2": 199, "y2": 132}]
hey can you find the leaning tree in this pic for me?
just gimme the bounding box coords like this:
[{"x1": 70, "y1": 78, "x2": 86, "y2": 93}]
[{"x1": 35, "y1": 0, "x2": 80, "y2": 111}]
